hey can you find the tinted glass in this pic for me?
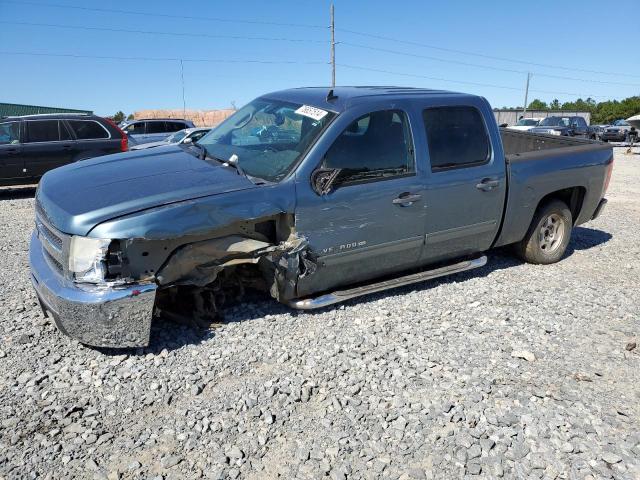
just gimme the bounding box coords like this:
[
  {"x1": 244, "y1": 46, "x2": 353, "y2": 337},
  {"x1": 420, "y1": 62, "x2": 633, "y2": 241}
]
[
  {"x1": 0, "y1": 122, "x2": 20, "y2": 145},
  {"x1": 59, "y1": 122, "x2": 72, "y2": 141},
  {"x1": 124, "y1": 122, "x2": 145, "y2": 134},
  {"x1": 68, "y1": 120, "x2": 109, "y2": 139},
  {"x1": 323, "y1": 110, "x2": 414, "y2": 184},
  {"x1": 26, "y1": 120, "x2": 61, "y2": 143},
  {"x1": 422, "y1": 106, "x2": 490, "y2": 171},
  {"x1": 146, "y1": 121, "x2": 169, "y2": 134},
  {"x1": 165, "y1": 121, "x2": 186, "y2": 132}
]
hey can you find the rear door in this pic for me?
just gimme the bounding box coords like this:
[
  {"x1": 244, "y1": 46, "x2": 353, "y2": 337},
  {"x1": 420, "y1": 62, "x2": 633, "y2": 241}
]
[
  {"x1": 418, "y1": 104, "x2": 506, "y2": 263},
  {"x1": 0, "y1": 120, "x2": 24, "y2": 181},
  {"x1": 65, "y1": 119, "x2": 113, "y2": 158},
  {"x1": 123, "y1": 121, "x2": 147, "y2": 144},
  {"x1": 22, "y1": 120, "x2": 75, "y2": 178},
  {"x1": 145, "y1": 121, "x2": 172, "y2": 143}
]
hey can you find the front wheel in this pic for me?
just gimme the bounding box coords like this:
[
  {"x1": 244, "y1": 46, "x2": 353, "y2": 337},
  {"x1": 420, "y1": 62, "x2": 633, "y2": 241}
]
[{"x1": 514, "y1": 200, "x2": 572, "y2": 264}]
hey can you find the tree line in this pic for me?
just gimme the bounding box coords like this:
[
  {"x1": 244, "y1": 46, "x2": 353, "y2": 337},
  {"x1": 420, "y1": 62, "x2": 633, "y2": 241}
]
[{"x1": 523, "y1": 96, "x2": 640, "y2": 124}]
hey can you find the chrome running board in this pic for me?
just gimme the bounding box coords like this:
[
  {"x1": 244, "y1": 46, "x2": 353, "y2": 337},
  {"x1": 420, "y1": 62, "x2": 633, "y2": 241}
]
[{"x1": 288, "y1": 255, "x2": 487, "y2": 310}]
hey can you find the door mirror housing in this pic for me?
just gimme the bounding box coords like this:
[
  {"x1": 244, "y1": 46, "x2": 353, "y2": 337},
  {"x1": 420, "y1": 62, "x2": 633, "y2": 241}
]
[
  {"x1": 311, "y1": 168, "x2": 341, "y2": 195},
  {"x1": 182, "y1": 137, "x2": 193, "y2": 144}
]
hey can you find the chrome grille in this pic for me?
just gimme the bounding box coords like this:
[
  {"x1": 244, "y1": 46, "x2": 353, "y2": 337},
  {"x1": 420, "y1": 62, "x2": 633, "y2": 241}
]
[
  {"x1": 43, "y1": 248, "x2": 64, "y2": 273},
  {"x1": 34, "y1": 201, "x2": 70, "y2": 276}
]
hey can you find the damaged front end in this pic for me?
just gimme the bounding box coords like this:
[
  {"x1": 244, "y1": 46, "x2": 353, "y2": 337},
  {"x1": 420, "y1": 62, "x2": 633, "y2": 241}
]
[
  {"x1": 30, "y1": 209, "x2": 318, "y2": 348},
  {"x1": 153, "y1": 230, "x2": 317, "y2": 328}
]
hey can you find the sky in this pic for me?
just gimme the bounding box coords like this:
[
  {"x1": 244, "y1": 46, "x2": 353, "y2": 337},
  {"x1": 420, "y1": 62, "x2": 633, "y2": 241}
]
[{"x1": 1, "y1": 0, "x2": 639, "y2": 116}]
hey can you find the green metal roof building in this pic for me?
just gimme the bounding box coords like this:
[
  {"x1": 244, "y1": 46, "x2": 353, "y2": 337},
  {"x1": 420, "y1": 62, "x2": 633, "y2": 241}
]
[{"x1": 0, "y1": 102, "x2": 93, "y2": 117}]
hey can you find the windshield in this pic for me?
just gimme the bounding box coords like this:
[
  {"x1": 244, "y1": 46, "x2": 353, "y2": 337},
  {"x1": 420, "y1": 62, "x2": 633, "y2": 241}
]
[
  {"x1": 515, "y1": 119, "x2": 539, "y2": 126},
  {"x1": 539, "y1": 117, "x2": 570, "y2": 127},
  {"x1": 197, "y1": 98, "x2": 335, "y2": 182},
  {"x1": 166, "y1": 130, "x2": 188, "y2": 143},
  {"x1": 613, "y1": 120, "x2": 629, "y2": 126}
]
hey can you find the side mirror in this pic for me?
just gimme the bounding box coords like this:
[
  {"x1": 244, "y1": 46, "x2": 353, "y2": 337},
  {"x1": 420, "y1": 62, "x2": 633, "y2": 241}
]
[
  {"x1": 311, "y1": 168, "x2": 341, "y2": 195},
  {"x1": 183, "y1": 137, "x2": 193, "y2": 144}
]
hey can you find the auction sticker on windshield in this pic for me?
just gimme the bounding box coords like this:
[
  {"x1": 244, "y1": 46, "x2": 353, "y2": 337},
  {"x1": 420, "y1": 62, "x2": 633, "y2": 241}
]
[{"x1": 295, "y1": 105, "x2": 328, "y2": 121}]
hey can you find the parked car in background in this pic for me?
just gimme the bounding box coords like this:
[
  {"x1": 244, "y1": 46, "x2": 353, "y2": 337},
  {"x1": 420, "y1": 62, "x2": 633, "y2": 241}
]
[
  {"x1": 529, "y1": 116, "x2": 594, "y2": 138},
  {"x1": 119, "y1": 118, "x2": 195, "y2": 146},
  {"x1": 129, "y1": 127, "x2": 211, "y2": 150},
  {"x1": 600, "y1": 119, "x2": 632, "y2": 142},
  {"x1": 507, "y1": 117, "x2": 542, "y2": 131},
  {"x1": 0, "y1": 114, "x2": 127, "y2": 186},
  {"x1": 590, "y1": 124, "x2": 610, "y2": 141},
  {"x1": 29, "y1": 86, "x2": 613, "y2": 347}
]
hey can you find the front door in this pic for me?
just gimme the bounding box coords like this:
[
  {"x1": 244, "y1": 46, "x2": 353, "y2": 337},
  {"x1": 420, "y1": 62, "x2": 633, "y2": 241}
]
[
  {"x1": 295, "y1": 108, "x2": 426, "y2": 296},
  {"x1": 22, "y1": 120, "x2": 75, "y2": 178},
  {"x1": 418, "y1": 105, "x2": 506, "y2": 263},
  {"x1": 0, "y1": 120, "x2": 24, "y2": 182}
]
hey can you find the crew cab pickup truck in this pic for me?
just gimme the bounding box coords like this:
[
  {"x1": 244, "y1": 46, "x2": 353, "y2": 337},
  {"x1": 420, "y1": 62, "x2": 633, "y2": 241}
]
[{"x1": 29, "y1": 87, "x2": 613, "y2": 348}]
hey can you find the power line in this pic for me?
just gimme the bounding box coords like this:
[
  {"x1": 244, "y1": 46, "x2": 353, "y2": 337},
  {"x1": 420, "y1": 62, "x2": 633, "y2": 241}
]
[
  {"x1": 0, "y1": 50, "x2": 327, "y2": 65},
  {"x1": 341, "y1": 42, "x2": 640, "y2": 88},
  {"x1": 338, "y1": 28, "x2": 640, "y2": 79},
  {"x1": 337, "y1": 63, "x2": 606, "y2": 98},
  {"x1": 0, "y1": 20, "x2": 327, "y2": 44},
  {"x1": 0, "y1": 0, "x2": 326, "y2": 29}
]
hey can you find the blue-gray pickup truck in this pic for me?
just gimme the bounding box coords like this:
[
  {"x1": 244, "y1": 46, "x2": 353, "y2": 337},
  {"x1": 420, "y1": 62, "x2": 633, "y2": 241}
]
[{"x1": 29, "y1": 87, "x2": 613, "y2": 348}]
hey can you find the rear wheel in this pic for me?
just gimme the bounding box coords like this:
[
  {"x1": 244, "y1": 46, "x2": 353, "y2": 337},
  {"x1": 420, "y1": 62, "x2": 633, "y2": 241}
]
[{"x1": 515, "y1": 200, "x2": 572, "y2": 264}]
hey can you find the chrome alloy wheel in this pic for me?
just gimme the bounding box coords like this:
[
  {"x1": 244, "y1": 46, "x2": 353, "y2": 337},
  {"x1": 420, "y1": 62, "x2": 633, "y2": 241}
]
[{"x1": 538, "y1": 213, "x2": 565, "y2": 253}]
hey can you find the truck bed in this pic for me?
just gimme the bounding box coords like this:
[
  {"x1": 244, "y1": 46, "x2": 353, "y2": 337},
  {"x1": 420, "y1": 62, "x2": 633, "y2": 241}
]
[
  {"x1": 494, "y1": 128, "x2": 613, "y2": 248},
  {"x1": 500, "y1": 128, "x2": 598, "y2": 157}
]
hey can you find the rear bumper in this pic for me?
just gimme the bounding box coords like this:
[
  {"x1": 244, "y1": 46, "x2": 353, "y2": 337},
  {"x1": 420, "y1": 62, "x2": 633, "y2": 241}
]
[
  {"x1": 591, "y1": 198, "x2": 607, "y2": 220},
  {"x1": 29, "y1": 231, "x2": 157, "y2": 348}
]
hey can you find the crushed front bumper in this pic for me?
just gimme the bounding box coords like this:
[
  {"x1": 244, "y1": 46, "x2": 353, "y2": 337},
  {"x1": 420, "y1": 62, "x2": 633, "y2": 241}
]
[{"x1": 29, "y1": 231, "x2": 157, "y2": 348}]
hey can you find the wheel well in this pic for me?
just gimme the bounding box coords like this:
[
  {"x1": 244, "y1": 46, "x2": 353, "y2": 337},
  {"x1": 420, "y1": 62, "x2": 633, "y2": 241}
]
[{"x1": 536, "y1": 187, "x2": 586, "y2": 224}]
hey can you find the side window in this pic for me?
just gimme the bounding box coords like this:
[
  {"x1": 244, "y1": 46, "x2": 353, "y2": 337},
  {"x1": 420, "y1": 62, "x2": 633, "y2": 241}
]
[
  {"x1": 59, "y1": 121, "x2": 72, "y2": 141},
  {"x1": 147, "y1": 121, "x2": 168, "y2": 134},
  {"x1": 0, "y1": 121, "x2": 20, "y2": 145},
  {"x1": 67, "y1": 120, "x2": 109, "y2": 140},
  {"x1": 124, "y1": 122, "x2": 145, "y2": 134},
  {"x1": 189, "y1": 130, "x2": 208, "y2": 142},
  {"x1": 422, "y1": 106, "x2": 490, "y2": 171},
  {"x1": 26, "y1": 120, "x2": 62, "y2": 143},
  {"x1": 166, "y1": 121, "x2": 186, "y2": 132},
  {"x1": 322, "y1": 110, "x2": 414, "y2": 185}
]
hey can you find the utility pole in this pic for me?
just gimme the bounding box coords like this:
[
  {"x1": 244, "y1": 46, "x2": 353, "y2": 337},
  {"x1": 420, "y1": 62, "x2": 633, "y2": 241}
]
[
  {"x1": 330, "y1": 3, "x2": 335, "y2": 88},
  {"x1": 180, "y1": 59, "x2": 186, "y2": 118},
  {"x1": 522, "y1": 72, "x2": 531, "y2": 118}
]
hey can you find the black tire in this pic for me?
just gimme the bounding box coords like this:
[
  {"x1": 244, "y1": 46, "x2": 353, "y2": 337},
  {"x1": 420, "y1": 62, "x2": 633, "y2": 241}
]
[{"x1": 514, "y1": 200, "x2": 572, "y2": 264}]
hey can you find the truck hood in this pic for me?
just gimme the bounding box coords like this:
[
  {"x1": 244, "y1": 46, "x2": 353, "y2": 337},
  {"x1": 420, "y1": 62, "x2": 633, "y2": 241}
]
[{"x1": 37, "y1": 146, "x2": 259, "y2": 235}]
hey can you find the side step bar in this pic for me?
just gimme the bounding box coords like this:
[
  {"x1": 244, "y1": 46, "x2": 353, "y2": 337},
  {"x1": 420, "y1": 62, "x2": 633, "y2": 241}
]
[{"x1": 288, "y1": 255, "x2": 487, "y2": 310}]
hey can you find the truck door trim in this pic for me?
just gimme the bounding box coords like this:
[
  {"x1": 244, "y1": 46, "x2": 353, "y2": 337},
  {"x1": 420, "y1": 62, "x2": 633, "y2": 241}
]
[{"x1": 425, "y1": 220, "x2": 497, "y2": 245}]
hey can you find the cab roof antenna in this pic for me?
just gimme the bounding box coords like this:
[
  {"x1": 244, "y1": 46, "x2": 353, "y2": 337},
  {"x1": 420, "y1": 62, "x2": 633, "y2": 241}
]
[{"x1": 326, "y1": 89, "x2": 338, "y2": 102}]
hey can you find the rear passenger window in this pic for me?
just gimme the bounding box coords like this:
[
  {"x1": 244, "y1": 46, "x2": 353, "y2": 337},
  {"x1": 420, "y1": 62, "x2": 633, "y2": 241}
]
[
  {"x1": 322, "y1": 110, "x2": 414, "y2": 185},
  {"x1": 422, "y1": 107, "x2": 490, "y2": 171},
  {"x1": 67, "y1": 120, "x2": 109, "y2": 140},
  {"x1": 165, "y1": 121, "x2": 186, "y2": 132},
  {"x1": 26, "y1": 120, "x2": 64, "y2": 143},
  {"x1": 147, "y1": 122, "x2": 168, "y2": 134},
  {"x1": 124, "y1": 122, "x2": 145, "y2": 134}
]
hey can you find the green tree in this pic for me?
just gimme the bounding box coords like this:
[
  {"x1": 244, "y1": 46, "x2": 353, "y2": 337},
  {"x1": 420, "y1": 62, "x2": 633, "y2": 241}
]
[
  {"x1": 127, "y1": 113, "x2": 135, "y2": 121},
  {"x1": 549, "y1": 99, "x2": 561, "y2": 110},
  {"x1": 527, "y1": 99, "x2": 548, "y2": 110},
  {"x1": 112, "y1": 111, "x2": 126, "y2": 123}
]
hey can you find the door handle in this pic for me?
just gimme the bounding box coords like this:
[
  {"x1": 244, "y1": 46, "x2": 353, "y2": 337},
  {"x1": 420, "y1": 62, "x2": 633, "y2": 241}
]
[
  {"x1": 476, "y1": 178, "x2": 500, "y2": 191},
  {"x1": 392, "y1": 192, "x2": 422, "y2": 206},
  {"x1": 62, "y1": 144, "x2": 73, "y2": 149}
]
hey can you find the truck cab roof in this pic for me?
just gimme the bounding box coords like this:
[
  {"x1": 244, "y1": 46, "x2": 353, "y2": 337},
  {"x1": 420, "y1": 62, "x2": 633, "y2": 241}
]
[{"x1": 265, "y1": 86, "x2": 473, "y2": 113}]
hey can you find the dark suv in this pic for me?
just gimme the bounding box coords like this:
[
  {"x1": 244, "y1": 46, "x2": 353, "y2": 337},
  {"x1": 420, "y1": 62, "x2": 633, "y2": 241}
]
[
  {"x1": 0, "y1": 114, "x2": 127, "y2": 186},
  {"x1": 529, "y1": 116, "x2": 595, "y2": 138}
]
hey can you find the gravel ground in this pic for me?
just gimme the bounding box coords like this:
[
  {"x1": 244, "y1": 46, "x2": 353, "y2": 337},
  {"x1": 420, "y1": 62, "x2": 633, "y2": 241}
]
[{"x1": 0, "y1": 148, "x2": 638, "y2": 480}]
